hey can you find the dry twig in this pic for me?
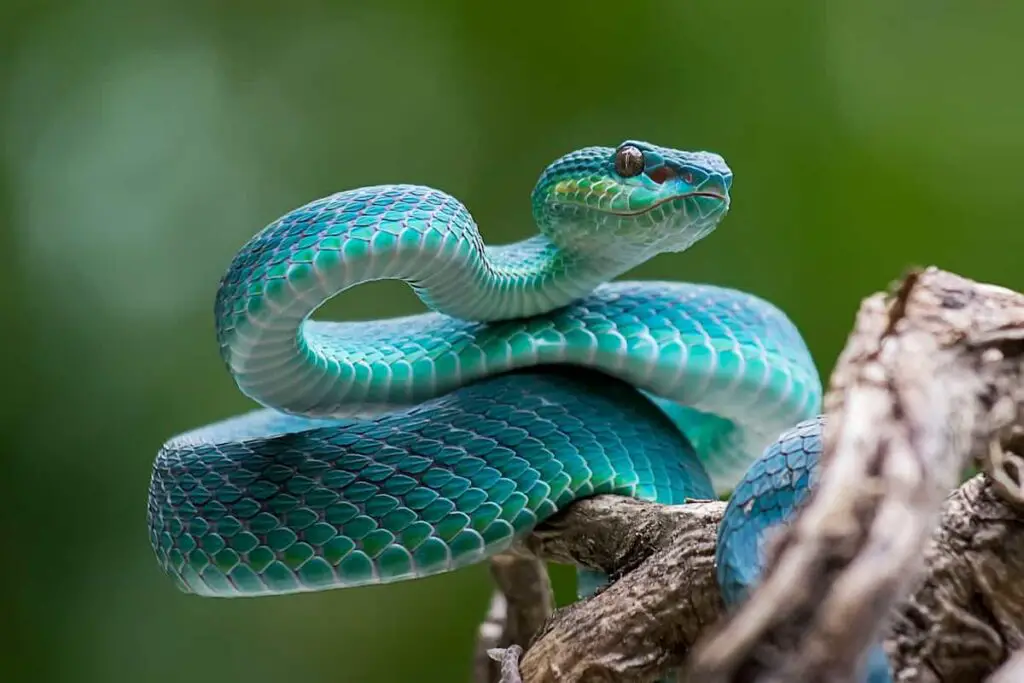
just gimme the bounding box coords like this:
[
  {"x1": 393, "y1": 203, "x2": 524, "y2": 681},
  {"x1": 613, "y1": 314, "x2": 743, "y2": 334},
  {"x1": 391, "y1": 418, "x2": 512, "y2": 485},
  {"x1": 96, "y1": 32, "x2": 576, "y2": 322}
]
[{"x1": 468, "y1": 267, "x2": 1024, "y2": 683}]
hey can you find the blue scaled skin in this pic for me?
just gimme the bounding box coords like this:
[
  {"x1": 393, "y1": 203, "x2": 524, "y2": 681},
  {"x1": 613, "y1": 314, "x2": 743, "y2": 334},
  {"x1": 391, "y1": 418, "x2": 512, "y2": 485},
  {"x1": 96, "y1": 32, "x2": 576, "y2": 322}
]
[{"x1": 717, "y1": 416, "x2": 893, "y2": 683}]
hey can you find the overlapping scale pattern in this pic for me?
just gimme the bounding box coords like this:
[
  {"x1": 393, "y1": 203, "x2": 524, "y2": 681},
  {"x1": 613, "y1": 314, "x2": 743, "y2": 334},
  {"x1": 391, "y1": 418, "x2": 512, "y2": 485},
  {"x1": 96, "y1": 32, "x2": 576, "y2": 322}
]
[
  {"x1": 716, "y1": 417, "x2": 893, "y2": 682},
  {"x1": 149, "y1": 370, "x2": 713, "y2": 597},
  {"x1": 715, "y1": 415, "x2": 823, "y2": 606},
  {"x1": 221, "y1": 280, "x2": 821, "y2": 494},
  {"x1": 148, "y1": 140, "x2": 853, "y2": 680}
]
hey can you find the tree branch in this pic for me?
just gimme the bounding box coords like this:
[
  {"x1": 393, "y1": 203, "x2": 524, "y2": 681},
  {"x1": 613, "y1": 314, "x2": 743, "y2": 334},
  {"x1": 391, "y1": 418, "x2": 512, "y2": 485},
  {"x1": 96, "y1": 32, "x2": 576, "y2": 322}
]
[
  {"x1": 888, "y1": 475, "x2": 1024, "y2": 681},
  {"x1": 520, "y1": 499, "x2": 725, "y2": 682},
  {"x1": 469, "y1": 267, "x2": 1024, "y2": 683},
  {"x1": 687, "y1": 268, "x2": 1024, "y2": 683},
  {"x1": 985, "y1": 649, "x2": 1024, "y2": 683},
  {"x1": 474, "y1": 552, "x2": 553, "y2": 683}
]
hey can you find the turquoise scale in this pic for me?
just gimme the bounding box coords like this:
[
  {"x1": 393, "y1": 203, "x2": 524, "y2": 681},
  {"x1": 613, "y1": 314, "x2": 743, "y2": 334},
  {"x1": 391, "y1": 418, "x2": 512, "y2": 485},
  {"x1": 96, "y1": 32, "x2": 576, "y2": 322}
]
[
  {"x1": 150, "y1": 369, "x2": 713, "y2": 596},
  {"x1": 146, "y1": 138, "x2": 881, "y2": 680}
]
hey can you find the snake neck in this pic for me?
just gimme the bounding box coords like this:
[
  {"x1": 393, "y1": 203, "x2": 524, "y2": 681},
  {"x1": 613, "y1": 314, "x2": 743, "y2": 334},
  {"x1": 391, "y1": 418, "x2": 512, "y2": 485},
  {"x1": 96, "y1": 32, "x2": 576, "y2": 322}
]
[
  {"x1": 421, "y1": 234, "x2": 636, "y2": 320},
  {"x1": 214, "y1": 186, "x2": 639, "y2": 415}
]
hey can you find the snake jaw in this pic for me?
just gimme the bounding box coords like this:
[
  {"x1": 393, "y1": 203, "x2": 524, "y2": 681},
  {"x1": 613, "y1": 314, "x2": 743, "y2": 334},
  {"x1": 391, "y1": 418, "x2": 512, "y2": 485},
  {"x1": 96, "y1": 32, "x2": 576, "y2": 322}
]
[{"x1": 598, "y1": 190, "x2": 727, "y2": 217}]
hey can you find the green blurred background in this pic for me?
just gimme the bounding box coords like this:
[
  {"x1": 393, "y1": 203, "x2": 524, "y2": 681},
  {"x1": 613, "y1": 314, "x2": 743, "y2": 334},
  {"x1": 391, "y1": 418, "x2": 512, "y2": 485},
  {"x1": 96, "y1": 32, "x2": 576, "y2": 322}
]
[{"x1": 2, "y1": 1, "x2": 1021, "y2": 681}]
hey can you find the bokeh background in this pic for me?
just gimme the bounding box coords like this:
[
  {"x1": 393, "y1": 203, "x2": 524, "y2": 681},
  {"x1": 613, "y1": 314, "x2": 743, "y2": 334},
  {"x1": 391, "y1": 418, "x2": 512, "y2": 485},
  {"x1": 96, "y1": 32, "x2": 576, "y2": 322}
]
[{"x1": 3, "y1": 2, "x2": 1021, "y2": 681}]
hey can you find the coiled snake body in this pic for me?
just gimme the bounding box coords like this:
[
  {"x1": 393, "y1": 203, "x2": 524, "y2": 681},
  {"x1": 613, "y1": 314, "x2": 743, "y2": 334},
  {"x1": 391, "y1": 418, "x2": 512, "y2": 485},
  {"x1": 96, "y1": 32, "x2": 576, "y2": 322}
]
[{"x1": 148, "y1": 140, "x2": 889, "y2": 681}]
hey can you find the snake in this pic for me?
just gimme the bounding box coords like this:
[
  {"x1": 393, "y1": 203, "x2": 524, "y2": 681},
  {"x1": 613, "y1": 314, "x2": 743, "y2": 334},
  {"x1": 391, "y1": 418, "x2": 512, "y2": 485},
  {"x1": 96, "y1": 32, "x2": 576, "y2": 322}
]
[{"x1": 147, "y1": 140, "x2": 890, "y2": 682}]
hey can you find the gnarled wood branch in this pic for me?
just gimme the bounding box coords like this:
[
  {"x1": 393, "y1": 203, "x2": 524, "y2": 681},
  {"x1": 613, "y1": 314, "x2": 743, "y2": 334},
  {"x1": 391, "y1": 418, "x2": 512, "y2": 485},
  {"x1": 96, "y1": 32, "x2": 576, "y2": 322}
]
[{"x1": 470, "y1": 267, "x2": 1024, "y2": 683}]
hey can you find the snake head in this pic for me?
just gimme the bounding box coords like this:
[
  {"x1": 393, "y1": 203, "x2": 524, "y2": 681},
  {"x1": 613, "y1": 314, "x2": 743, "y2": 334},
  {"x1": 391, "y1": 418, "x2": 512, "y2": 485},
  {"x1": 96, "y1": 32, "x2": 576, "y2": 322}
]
[{"x1": 531, "y1": 140, "x2": 732, "y2": 261}]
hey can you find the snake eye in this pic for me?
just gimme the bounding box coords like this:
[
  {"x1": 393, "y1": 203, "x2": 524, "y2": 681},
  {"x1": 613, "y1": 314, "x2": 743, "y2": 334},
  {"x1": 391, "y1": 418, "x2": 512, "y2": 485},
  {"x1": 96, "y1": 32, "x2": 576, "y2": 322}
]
[{"x1": 614, "y1": 145, "x2": 645, "y2": 178}]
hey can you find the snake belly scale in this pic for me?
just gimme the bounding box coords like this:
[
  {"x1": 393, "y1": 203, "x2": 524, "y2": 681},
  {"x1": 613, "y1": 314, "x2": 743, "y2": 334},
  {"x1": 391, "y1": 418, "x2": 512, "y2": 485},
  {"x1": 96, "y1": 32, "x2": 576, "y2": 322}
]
[{"x1": 147, "y1": 140, "x2": 824, "y2": 603}]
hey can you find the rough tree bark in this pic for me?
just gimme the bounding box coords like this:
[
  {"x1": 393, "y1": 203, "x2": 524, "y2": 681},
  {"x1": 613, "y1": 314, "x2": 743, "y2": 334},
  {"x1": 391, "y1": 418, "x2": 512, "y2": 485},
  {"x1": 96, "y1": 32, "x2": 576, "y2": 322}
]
[{"x1": 471, "y1": 267, "x2": 1024, "y2": 683}]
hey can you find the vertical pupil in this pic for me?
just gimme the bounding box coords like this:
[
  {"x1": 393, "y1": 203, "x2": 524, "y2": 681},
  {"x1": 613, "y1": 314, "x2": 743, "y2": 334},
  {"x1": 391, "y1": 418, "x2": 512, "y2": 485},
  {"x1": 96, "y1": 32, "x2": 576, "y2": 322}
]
[{"x1": 617, "y1": 147, "x2": 643, "y2": 177}]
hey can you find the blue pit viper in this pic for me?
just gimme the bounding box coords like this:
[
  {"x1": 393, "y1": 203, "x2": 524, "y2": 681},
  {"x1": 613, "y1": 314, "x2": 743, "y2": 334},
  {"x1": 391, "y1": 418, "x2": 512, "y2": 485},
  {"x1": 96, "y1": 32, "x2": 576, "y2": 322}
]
[{"x1": 147, "y1": 139, "x2": 891, "y2": 682}]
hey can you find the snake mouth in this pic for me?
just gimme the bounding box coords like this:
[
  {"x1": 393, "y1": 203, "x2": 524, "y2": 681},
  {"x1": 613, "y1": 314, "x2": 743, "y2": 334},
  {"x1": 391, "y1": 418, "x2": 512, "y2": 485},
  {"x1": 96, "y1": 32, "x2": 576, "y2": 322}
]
[{"x1": 604, "y1": 191, "x2": 729, "y2": 217}]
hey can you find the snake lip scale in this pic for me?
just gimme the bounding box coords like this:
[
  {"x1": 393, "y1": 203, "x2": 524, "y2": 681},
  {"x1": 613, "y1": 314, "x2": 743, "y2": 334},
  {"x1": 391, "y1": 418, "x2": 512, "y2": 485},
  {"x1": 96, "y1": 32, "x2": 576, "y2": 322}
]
[
  {"x1": 145, "y1": 138, "x2": 899, "y2": 680},
  {"x1": 598, "y1": 190, "x2": 729, "y2": 217}
]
